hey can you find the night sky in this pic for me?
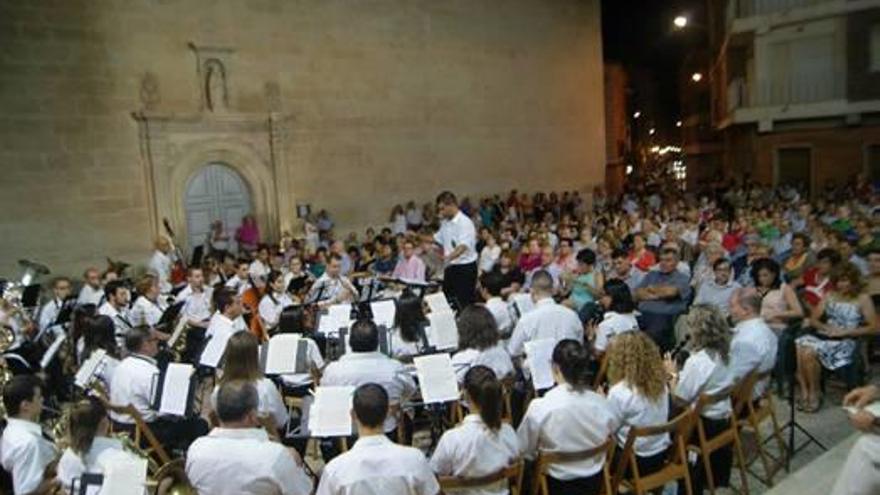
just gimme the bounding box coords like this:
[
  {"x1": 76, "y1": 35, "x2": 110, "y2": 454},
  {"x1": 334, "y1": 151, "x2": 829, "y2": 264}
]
[{"x1": 602, "y1": 0, "x2": 704, "y2": 135}]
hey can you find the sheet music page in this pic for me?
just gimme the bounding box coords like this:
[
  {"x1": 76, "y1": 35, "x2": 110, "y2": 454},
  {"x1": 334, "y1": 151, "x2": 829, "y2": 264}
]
[
  {"x1": 158, "y1": 363, "x2": 194, "y2": 416},
  {"x1": 39, "y1": 333, "x2": 66, "y2": 370},
  {"x1": 318, "y1": 304, "x2": 353, "y2": 335},
  {"x1": 524, "y1": 338, "x2": 556, "y2": 391},
  {"x1": 199, "y1": 331, "x2": 233, "y2": 368},
  {"x1": 308, "y1": 386, "x2": 355, "y2": 437},
  {"x1": 511, "y1": 293, "x2": 535, "y2": 316},
  {"x1": 75, "y1": 349, "x2": 106, "y2": 389},
  {"x1": 425, "y1": 292, "x2": 452, "y2": 313},
  {"x1": 414, "y1": 353, "x2": 460, "y2": 404},
  {"x1": 167, "y1": 316, "x2": 188, "y2": 348},
  {"x1": 427, "y1": 309, "x2": 458, "y2": 350},
  {"x1": 370, "y1": 300, "x2": 396, "y2": 328},
  {"x1": 101, "y1": 454, "x2": 147, "y2": 495},
  {"x1": 265, "y1": 334, "x2": 300, "y2": 375}
]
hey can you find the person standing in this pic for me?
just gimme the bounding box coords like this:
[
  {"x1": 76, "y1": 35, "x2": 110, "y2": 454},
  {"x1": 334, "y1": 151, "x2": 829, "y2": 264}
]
[{"x1": 434, "y1": 191, "x2": 478, "y2": 308}]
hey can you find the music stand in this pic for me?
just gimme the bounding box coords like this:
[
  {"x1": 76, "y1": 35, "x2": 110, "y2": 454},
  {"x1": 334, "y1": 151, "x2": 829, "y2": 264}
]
[{"x1": 779, "y1": 324, "x2": 826, "y2": 471}]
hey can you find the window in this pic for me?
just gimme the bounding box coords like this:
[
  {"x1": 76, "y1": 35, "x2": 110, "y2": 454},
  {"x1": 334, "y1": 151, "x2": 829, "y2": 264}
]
[{"x1": 870, "y1": 24, "x2": 880, "y2": 72}]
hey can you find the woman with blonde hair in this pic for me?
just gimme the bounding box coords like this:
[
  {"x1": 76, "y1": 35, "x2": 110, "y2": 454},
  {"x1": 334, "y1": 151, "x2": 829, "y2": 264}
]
[{"x1": 606, "y1": 332, "x2": 671, "y2": 476}]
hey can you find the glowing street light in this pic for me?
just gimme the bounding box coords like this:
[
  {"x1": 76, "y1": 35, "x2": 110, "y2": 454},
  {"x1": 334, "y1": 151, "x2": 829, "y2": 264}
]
[
  {"x1": 648, "y1": 128, "x2": 656, "y2": 136},
  {"x1": 691, "y1": 72, "x2": 703, "y2": 82},
  {"x1": 676, "y1": 120, "x2": 682, "y2": 128},
  {"x1": 673, "y1": 15, "x2": 689, "y2": 29},
  {"x1": 633, "y1": 111, "x2": 642, "y2": 119}
]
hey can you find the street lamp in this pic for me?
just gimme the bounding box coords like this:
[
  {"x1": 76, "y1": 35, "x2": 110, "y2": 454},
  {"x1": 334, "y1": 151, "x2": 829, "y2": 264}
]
[
  {"x1": 648, "y1": 128, "x2": 656, "y2": 136},
  {"x1": 676, "y1": 120, "x2": 682, "y2": 128},
  {"x1": 673, "y1": 15, "x2": 688, "y2": 29},
  {"x1": 691, "y1": 72, "x2": 703, "y2": 82},
  {"x1": 633, "y1": 111, "x2": 642, "y2": 119}
]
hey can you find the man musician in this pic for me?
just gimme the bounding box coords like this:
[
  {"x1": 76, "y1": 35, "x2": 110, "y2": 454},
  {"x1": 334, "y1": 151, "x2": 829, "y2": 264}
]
[
  {"x1": 307, "y1": 253, "x2": 359, "y2": 307},
  {"x1": 37, "y1": 277, "x2": 72, "y2": 335},
  {"x1": 97, "y1": 280, "x2": 132, "y2": 348}
]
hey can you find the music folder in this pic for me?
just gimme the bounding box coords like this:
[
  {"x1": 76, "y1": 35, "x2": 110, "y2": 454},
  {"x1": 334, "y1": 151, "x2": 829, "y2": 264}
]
[
  {"x1": 424, "y1": 292, "x2": 452, "y2": 314},
  {"x1": 151, "y1": 362, "x2": 197, "y2": 417},
  {"x1": 370, "y1": 299, "x2": 396, "y2": 329},
  {"x1": 426, "y1": 310, "x2": 458, "y2": 350},
  {"x1": 414, "y1": 353, "x2": 460, "y2": 404},
  {"x1": 524, "y1": 338, "x2": 556, "y2": 391},
  {"x1": 261, "y1": 334, "x2": 309, "y2": 375},
  {"x1": 74, "y1": 349, "x2": 107, "y2": 389},
  {"x1": 308, "y1": 386, "x2": 356, "y2": 437},
  {"x1": 39, "y1": 333, "x2": 66, "y2": 370}
]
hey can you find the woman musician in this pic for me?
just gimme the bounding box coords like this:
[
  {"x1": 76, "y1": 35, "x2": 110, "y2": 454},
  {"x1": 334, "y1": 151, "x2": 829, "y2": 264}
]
[{"x1": 258, "y1": 271, "x2": 294, "y2": 335}]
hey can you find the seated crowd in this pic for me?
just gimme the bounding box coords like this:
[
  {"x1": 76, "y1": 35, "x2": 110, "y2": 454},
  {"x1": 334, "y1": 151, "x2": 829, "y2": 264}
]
[{"x1": 1, "y1": 178, "x2": 879, "y2": 495}]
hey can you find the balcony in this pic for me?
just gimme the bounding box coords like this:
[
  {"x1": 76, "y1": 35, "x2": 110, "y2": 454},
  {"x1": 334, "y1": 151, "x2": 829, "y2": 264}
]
[{"x1": 730, "y1": 0, "x2": 832, "y2": 20}]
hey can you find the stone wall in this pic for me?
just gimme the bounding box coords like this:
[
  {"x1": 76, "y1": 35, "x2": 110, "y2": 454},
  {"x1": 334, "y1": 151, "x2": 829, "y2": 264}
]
[{"x1": 0, "y1": 0, "x2": 606, "y2": 276}]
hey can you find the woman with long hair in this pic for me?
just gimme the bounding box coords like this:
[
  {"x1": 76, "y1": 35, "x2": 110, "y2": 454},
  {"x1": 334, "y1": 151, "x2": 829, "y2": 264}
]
[
  {"x1": 430, "y1": 366, "x2": 519, "y2": 495},
  {"x1": 71, "y1": 303, "x2": 97, "y2": 362},
  {"x1": 451, "y1": 305, "x2": 514, "y2": 383},
  {"x1": 592, "y1": 278, "x2": 639, "y2": 357},
  {"x1": 665, "y1": 304, "x2": 735, "y2": 493},
  {"x1": 391, "y1": 290, "x2": 428, "y2": 359},
  {"x1": 750, "y1": 257, "x2": 803, "y2": 333},
  {"x1": 213, "y1": 331, "x2": 289, "y2": 429},
  {"x1": 57, "y1": 399, "x2": 135, "y2": 493},
  {"x1": 796, "y1": 263, "x2": 878, "y2": 412},
  {"x1": 606, "y1": 332, "x2": 671, "y2": 476},
  {"x1": 518, "y1": 340, "x2": 619, "y2": 494},
  {"x1": 81, "y1": 315, "x2": 121, "y2": 393}
]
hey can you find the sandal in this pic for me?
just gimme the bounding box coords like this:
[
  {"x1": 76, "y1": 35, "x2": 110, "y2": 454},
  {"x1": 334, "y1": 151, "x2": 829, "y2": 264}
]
[{"x1": 796, "y1": 398, "x2": 806, "y2": 412}]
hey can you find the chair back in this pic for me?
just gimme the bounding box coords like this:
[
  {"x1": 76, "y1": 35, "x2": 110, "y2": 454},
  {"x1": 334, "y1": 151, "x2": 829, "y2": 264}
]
[
  {"x1": 94, "y1": 394, "x2": 172, "y2": 466},
  {"x1": 439, "y1": 460, "x2": 523, "y2": 495},
  {"x1": 535, "y1": 438, "x2": 614, "y2": 495},
  {"x1": 693, "y1": 385, "x2": 734, "y2": 417}
]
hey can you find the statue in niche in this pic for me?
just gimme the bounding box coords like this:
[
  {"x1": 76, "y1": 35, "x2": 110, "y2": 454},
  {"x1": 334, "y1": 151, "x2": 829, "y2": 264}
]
[
  {"x1": 140, "y1": 71, "x2": 160, "y2": 111},
  {"x1": 204, "y1": 58, "x2": 228, "y2": 112}
]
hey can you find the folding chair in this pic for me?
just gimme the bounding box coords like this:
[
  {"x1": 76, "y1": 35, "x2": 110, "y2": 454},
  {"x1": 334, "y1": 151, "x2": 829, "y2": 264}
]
[
  {"x1": 732, "y1": 370, "x2": 787, "y2": 486},
  {"x1": 96, "y1": 398, "x2": 172, "y2": 469},
  {"x1": 613, "y1": 410, "x2": 696, "y2": 495},
  {"x1": 689, "y1": 387, "x2": 750, "y2": 495},
  {"x1": 439, "y1": 460, "x2": 524, "y2": 495},
  {"x1": 533, "y1": 438, "x2": 615, "y2": 495}
]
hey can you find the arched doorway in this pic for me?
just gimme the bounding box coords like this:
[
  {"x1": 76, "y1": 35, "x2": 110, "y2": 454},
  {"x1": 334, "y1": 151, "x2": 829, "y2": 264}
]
[{"x1": 184, "y1": 163, "x2": 252, "y2": 253}]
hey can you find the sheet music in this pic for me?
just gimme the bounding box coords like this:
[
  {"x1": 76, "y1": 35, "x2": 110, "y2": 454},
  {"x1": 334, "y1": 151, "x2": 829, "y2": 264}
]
[
  {"x1": 424, "y1": 292, "x2": 452, "y2": 313},
  {"x1": 370, "y1": 299, "x2": 396, "y2": 328},
  {"x1": 426, "y1": 310, "x2": 458, "y2": 350},
  {"x1": 414, "y1": 353, "x2": 460, "y2": 404},
  {"x1": 158, "y1": 363, "x2": 194, "y2": 416},
  {"x1": 308, "y1": 386, "x2": 355, "y2": 437},
  {"x1": 39, "y1": 333, "x2": 66, "y2": 370},
  {"x1": 264, "y1": 334, "x2": 301, "y2": 375},
  {"x1": 318, "y1": 304, "x2": 353, "y2": 335},
  {"x1": 101, "y1": 454, "x2": 147, "y2": 495},
  {"x1": 511, "y1": 293, "x2": 535, "y2": 317},
  {"x1": 199, "y1": 331, "x2": 233, "y2": 368},
  {"x1": 524, "y1": 338, "x2": 556, "y2": 391},
  {"x1": 167, "y1": 315, "x2": 188, "y2": 348},
  {"x1": 75, "y1": 349, "x2": 106, "y2": 389}
]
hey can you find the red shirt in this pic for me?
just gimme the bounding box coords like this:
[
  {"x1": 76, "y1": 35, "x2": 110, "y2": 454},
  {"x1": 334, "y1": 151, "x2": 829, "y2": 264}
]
[
  {"x1": 629, "y1": 249, "x2": 656, "y2": 272},
  {"x1": 802, "y1": 267, "x2": 834, "y2": 307}
]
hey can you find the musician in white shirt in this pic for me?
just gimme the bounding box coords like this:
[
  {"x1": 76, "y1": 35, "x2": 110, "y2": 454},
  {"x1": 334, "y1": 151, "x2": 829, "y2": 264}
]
[
  {"x1": 592, "y1": 279, "x2": 639, "y2": 356},
  {"x1": 479, "y1": 272, "x2": 514, "y2": 339},
  {"x1": 507, "y1": 270, "x2": 583, "y2": 358},
  {"x1": 728, "y1": 289, "x2": 778, "y2": 400},
  {"x1": 517, "y1": 340, "x2": 619, "y2": 492},
  {"x1": 321, "y1": 320, "x2": 416, "y2": 434},
  {"x1": 203, "y1": 289, "x2": 246, "y2": 365},
  {"x1": 225, "y1": 260, "x2": 252, "y2": 296},
  {"x1": 248, "y1": 245, "x2": 271, "y2": 283},
  {"x1": 434, "y1": 191, "x2": 479, "y2": 307},
  {"x1": 38, "y1": 276, "x2": 71, "y2": 333},
  {"x1": 258, "y1": 270, "x2": 294, "y2": 333},
  {"x1": 110, "y1": 327, "x2": 209, "y2": 451},
  {"x1": 188, "y1": 380, "x2": 313, "y2": 495},
  {"x1": 76, "y1": 268, "x2": 104, "y2": 306},
  {"x1": 129, "y1": 274, "x2": 167, "y2": 329},
  {"x1": 148, "y1": 236, "x2": 175, "y2": 294},
  {"x1": 390, "y1": 291, "x2": 428, "y2": 360},
  {"x1": 97, "y1": 280, "x2": 132, "y2": 346},
  {"x1": 308, "y1": 254, "x2": 359, "y2": 307},
  {"x1": 451, "y1": 306, "x2": 514, "y2": 383},
  {"x1": 175, "y1": 268, "x2": 213, "y2": 329},
  {"x1": 431, "y1": 366, "x2": 519, "y2": 495},
  {"x1": 0, "y1": 375, "x2": 58, "y2": 495},
  {"x1": 605, "y1": 332, "x2": 671, "y2": 476},
  {"x1": 665, "y1": 305, "x2": 736, "y2": 493},
  {"x1": 316, "y1": 383, "x2": 440, "y2": 495}
]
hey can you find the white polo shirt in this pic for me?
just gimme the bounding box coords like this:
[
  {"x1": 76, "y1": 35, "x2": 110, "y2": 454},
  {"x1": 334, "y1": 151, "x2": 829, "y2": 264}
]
[
  {"x1": 317, "y1": 435, "x2": 439, "y2": 495},
  {"x1": 434, "y1": 211, "x2": 478, "y2": 265},
  {"x1": 211, "y1": 378, "x2": 289, "y2": 430},
  {"x1": 430, "y1": 415, "x2": 519, "y2": 495},
  {"x1": 517, "y1": 384, "x2": 619, "y2": 480},
  {"x1": 507, "y1": 297, "x2": 583, "y2": 357},
  {"x1": 0, "y1": 418, "x2": 57, "y2": 495},
  {"x1": 730, "y1": 317, "x2": 778, "y2": 400},
  {"x1": 187, "y1": 427, "x2": 313, "y2": 495},
  {"x1": 109, "y1": 354, "x2": 159, "y2": 423}
]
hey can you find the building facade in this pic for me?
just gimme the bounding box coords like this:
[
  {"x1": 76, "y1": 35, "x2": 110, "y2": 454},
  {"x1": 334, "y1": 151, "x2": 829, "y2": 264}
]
[{"x1": 707, "y1": 0, "x2": 880, "y2": 194}]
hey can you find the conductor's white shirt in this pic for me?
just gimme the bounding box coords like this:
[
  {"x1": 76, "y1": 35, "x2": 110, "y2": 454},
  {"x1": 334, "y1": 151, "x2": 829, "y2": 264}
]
[
  {"x1": 517, "y1": 384, "x2": 619, "y2": 480},
  {"x1": 109, "y1": 354, "x2": 159, "y2": 423},
  {"x1": 434, "y1": 210, "x2": 478, "y2": 265},
  {"x1": 187, "y1": 427, "x2": 313, "y2": 495},
  {"x1": 317, "y1": 435, "x2": 440, "y2": 495},
  {"x1": 674, "y1": 349, "x2": 734, "y2": 420},
  {"x1": 507, "y1": 297, "x2": 583, "y2": 357},
  {"x1": 430, "y1": 414, "x2": 519, "y2": 495},
  {"x1": 320, "y1": 351, "x2": 416, "y2": 432},
  {"x1": 0, "y1": 418, "x2": 57, "y2": 495},
  {"x1": 210, "y1": 378, "x2": 289, "y2": 430}
]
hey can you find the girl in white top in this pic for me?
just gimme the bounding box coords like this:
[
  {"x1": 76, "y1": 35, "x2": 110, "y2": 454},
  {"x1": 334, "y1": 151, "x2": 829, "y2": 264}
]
[
  {"x1": 606, "y1": 332, "x2": 671, "y2": 475},
  {"x1": 518, "y1": 340, "x2": 620, "y2": 494},
  {"x1": 592, "y1": 279, "x2": 640, "y2": 356},
  {"x1": 211, "y1": 331, "x2": 289, "y2": 430},
  {"x1": 451, "y1": 306, "x2": 514, "y2": 383},
  {"x1": 390, "y1": 291, "x2": 428, "y2": 360},
  {"x1": 258, "y1": 270, "x2": 295, "y2": 332},
  {"x1": 479, "y1": 234, "x2": 502, "y2": 274},
  {"x1": 57, "y1": 399, "x2": 141, "y2": 495},
  {"x1": 665, "y1": 304, "x2": 735, "y2": 493},
  {"x1": 431, "y1": 366, "x2": 519, "y2": 495}
]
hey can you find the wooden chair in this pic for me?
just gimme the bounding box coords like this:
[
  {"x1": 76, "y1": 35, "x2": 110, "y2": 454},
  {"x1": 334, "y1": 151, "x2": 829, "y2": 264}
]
[
  {"x1": 95, "y1": 396, "x2": 172, "y2": 468},
  {"x1": 593, "y1": 354, "x2": 609, "y2": 390},
  {"x1": 612, "y1": 410, "x2": 696, "y2": 495},
  {"x1": 533, "y1": 438, "x2": 615, "y2": 495},
  {"x1": 689, "y1": 387, "x2": 749, "y2": 495},
  {"x1": 439, "y1": 460, "x2": 524, "y2": 495},
  {"x1": 732, "y1": 370, "x2": 787, "y2": 487}
]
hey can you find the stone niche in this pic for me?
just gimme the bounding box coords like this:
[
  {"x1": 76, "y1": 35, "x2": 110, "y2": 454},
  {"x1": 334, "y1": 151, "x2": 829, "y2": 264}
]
[{"x1": 132, "y1": 42, "x2": 295, "y2": 252}]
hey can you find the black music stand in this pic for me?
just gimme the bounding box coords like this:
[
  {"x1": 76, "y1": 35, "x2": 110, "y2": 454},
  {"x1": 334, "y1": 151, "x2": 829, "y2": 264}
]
[{"x1": 778, "y1": 324, "x2": 826, "y2": 471}]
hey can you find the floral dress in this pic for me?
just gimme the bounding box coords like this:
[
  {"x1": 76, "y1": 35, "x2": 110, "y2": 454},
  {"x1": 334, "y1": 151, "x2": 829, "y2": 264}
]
[{"x1": 796, "y1": 298, "x2": 861, "y2": 370}]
